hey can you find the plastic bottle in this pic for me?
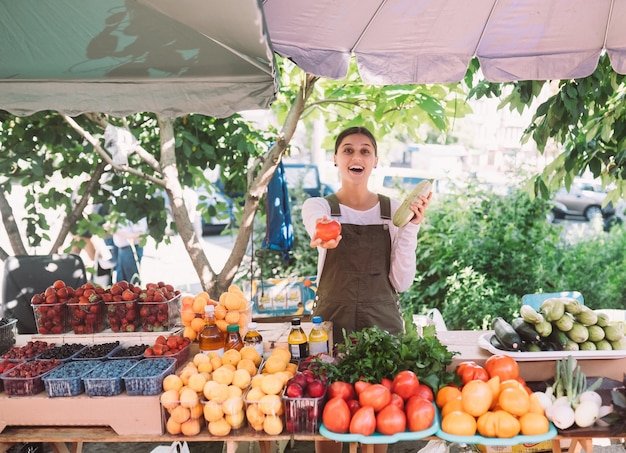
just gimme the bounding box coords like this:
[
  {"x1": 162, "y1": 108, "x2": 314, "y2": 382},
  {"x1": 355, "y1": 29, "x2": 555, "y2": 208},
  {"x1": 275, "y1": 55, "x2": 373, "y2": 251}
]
[
  {"x1": 287, "y1": 318, "x2": 309, "y2": 360},
  {"x1": 307, "y1": 316, "x2": 329, "y2": 355},
  {"x1": 198, "y1": 305, "x2": 225, "y2": 356},
  {"x1": 243, "y1": 321, "x2": 264, "y2": 357},
  {"x1": 225, "y1": 324, "x2": 244, "y2": 352}
]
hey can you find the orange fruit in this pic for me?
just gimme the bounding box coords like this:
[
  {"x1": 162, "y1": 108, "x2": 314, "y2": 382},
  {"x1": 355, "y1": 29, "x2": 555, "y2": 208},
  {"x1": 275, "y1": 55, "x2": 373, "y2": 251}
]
[
  {"x1": 436, "y1": 386, "x2": 462, "y2": 408},
  {"x1": 182, "y1": 326, "x2": 197, "y2": 342},
  {"x1": 441, "y1": 396, "x2": 463, "y2": 418},
  {"x1": 519, "y1": 412, "x2": 550, "y2": 435},
  {"x1": 180, "y1": 417, "x2": 201, "y2": 436},
  {"x1": 195, "y1": 291, "x2": 211, "y2": 303},
  {"x1": 486, "y1": 376, "x2": 501, "y2": 408},
  {"x1": 441, "y1": 410, "x2": 477, "y2": 436},
  {"x1": 190, "y1": 317, "x2": 205, "y2": 333},
  {"x1": 163, "y1": 374, "x2": 184, "y2": 393},
  {"x1": 461, "y1": 380, "x2": 492, "y2": 417},
  {"x1": 215, "y1": 304, "x2": 227, "y2": 320},
  {"x1": 499, "y1": 386, "x2": 530, "y2": 417},
  {"x1": 181, "y1": 295, "x2": 195, "y2": 307},
  {"x1": 528, "y1": 392, "x2": 546, "y2": 414},
  {"x1": 166, "y1": 417, "x2": 182, "y2": 435}
]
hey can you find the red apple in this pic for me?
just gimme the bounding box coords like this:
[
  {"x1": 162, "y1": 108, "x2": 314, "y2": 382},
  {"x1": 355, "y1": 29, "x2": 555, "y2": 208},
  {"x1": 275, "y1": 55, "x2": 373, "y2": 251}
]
[
  {"x1": 307, "y1": 379, "x2": 326, "y2": 398},
  {"x1": 286, "y1": 382, "x2": 304, "y2": 398}
]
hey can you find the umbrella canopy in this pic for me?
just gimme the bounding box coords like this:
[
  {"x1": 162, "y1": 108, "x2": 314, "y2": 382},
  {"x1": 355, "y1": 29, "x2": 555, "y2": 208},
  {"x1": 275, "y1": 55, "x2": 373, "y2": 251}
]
[
  {"x1": 0, "y1": 0, "x2": 278, "y2": 118},
  {"x1": 263, "y1": 0, "x2": 626, "y2": 84}
]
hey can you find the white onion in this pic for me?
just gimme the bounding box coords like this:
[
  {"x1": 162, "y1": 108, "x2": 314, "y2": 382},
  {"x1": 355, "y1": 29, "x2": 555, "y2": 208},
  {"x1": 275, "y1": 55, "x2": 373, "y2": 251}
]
[{"x1": 574, "y1": 401, "x2": 600, "y2": 428}]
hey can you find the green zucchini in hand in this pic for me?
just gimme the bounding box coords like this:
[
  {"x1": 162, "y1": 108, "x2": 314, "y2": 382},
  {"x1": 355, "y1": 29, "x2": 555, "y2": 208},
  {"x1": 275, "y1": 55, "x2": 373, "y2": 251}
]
[
  {"x1": 511, "y1": 317, "x2": 541, "y2": 342},
  {"x1": 491, "y1": 317, "x2": 521, "y2": 350}
]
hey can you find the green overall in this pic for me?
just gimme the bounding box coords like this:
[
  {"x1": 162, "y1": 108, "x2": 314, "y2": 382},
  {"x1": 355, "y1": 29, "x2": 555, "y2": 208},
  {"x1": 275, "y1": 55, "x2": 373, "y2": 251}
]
[{"x1": 312, "y1": 194, "x2": 404, "y2": 344}]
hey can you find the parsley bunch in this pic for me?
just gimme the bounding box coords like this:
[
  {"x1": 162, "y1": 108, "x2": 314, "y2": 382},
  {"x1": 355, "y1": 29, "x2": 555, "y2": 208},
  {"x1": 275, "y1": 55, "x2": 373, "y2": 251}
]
[{"x1": 317, "y1": 320, "x2": 461, "y2": 391}]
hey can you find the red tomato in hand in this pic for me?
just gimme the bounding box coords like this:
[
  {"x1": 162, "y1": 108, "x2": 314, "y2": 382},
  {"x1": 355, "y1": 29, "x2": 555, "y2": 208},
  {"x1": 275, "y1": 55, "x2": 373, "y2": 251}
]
[
  {"x1": 359, "y1": 383, "x2": 391, "y2": 412},
  {"x1": 349, "y1": 406, "x2": 376, "y2": 436},
  {"x1": 392, "y1": 370, "x2": 420, "y2": 400},
  {"x1": 328, "y1": 381, "x2": 356, "y2": 401},
  {"x1": 322, "y1": 396, "x2": 351, "y2": 433},
  {"x1": 405, "y1": 396, "x2": 435, "y2": 432},
  {"x1": 376, "y1": 404, "x2": 407, "y2": 435},
  {"x1": 484, "y1": 355, "x2": 519, "y2": 381},
  {"x1": 315, "y1": 219, "x2": 342, "y2": 242}
]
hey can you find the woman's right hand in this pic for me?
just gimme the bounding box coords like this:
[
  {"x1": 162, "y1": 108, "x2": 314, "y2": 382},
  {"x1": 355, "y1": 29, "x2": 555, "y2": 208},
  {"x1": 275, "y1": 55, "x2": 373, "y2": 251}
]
[{"x1": 310, "y1": 216, "x2": 342, "y2": 249}]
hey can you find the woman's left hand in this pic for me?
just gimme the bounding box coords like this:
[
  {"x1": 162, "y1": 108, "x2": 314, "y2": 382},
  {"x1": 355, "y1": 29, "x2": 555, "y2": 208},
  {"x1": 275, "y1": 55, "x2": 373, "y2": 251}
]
[{"x1": 409, "y1": 192, "x2": 432, "y2": 225}]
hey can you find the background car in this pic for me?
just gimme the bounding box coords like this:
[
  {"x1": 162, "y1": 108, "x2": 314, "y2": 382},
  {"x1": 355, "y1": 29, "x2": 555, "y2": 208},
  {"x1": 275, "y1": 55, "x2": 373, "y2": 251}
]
[
  {"x1": 552, "y1": 178, "x2": 615, "y2": 221},
  {"x1": 282, "y1": 163, "x2": 335, "y2": 199}
]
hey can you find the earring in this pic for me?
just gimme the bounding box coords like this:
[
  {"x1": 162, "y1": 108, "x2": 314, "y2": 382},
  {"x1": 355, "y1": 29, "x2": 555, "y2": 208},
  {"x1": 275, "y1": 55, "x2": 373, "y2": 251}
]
[{"x1": 334, "y1": 163, "x2": 337, "y2": 167}]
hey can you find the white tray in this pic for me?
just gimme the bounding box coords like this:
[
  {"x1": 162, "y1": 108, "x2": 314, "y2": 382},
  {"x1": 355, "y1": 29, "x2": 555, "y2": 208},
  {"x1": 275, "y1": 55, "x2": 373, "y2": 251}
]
[{"x1": 478, "y1": 333, "x2": 626, "y2": 361}]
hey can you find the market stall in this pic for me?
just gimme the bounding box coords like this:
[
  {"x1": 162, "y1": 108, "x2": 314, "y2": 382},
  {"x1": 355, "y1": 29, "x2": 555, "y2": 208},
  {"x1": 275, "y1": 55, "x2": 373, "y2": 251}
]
[{"x1": 1, "y1": 328, "x2": 625, "y2": 453}]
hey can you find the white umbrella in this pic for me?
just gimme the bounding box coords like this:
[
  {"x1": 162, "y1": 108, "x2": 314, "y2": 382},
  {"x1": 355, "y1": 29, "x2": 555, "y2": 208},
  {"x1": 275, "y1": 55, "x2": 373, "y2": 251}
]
[{"x1": 263, "y1": 0, "x2": 626, "y2": 83}]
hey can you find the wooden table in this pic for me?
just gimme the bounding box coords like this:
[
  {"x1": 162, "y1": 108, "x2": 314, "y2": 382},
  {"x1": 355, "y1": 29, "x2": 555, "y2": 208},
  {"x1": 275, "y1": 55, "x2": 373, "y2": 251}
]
[{"x1": 1, "y1": 329, "x2": 624, "y2": 453}]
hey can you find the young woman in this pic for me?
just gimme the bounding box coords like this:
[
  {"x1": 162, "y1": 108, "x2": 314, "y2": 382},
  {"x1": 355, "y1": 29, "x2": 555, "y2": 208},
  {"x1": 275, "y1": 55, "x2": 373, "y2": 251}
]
[{"x1": 302, "y1": 126, "x2": 432, "y2": 453}]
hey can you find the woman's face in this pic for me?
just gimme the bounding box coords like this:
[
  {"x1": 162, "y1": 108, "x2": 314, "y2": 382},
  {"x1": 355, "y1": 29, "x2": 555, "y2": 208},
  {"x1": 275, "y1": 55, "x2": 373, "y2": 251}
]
[{"x1": 334, "y1": 133, "x2": 378, "y2": 184}]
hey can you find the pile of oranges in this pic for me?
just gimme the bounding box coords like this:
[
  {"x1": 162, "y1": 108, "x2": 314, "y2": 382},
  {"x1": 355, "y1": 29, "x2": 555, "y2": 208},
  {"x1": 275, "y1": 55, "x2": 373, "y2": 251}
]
[
  {"x1": 180, "y1": 285, "x2": 251, "y2": 342},
  {"x1": 436, "y1": 357, "x2": 550, "y2": 439},
  {"x1": 160, "y1": 345, "x2": 264, "y2": 436},
  {"x1": 244, "y1": 346, "x2": 297, "y2": 435}
]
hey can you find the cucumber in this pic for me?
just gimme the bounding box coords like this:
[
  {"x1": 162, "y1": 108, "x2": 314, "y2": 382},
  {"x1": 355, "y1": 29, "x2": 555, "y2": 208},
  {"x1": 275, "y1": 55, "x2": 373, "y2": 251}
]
[
  {"x1": 511, "y1": 318, "x2": 541, "y2": 342},
  {"x1": 491, "y1": 317, "x2": 521, "y2": 350},
  {"x1": 392, "y1": 179, "x2": 434, "y2": 227},
  {"x1": 547, "y1": 329, "x2": 568, "y2": 349},
  {"x1": 489, "y1": 333, "x2": 520, "y2": 352}
]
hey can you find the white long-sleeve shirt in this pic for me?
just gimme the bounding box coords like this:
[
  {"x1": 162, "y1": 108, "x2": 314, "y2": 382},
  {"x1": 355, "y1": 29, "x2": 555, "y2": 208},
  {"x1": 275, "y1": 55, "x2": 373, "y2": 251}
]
[{"x1": 301, "y1": 197, "x2": 420, "y2": 292}]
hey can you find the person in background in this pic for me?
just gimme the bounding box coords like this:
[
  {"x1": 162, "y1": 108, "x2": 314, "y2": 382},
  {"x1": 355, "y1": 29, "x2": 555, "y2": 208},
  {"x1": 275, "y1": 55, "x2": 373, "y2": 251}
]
[
  {"x1": 111, "y1": 217, "x2": 148, "y2": 285},
  {"x1": 301, "y1": 126, "x2": 432, "y2": 453}
]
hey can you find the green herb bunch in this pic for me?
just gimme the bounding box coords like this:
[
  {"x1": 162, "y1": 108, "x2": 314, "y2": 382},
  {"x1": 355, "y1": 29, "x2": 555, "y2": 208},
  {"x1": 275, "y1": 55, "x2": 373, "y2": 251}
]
[{"x1": 316, "y1": 320, "x2": 461, "y2": 392}]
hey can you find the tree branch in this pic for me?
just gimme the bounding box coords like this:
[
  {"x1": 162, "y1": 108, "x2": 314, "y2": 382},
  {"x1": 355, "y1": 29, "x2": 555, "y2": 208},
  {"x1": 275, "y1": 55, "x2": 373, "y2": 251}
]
[
  {"x1": 48, "y1": 161, "x2": 108, "y2": 255},
  {"x1": 61, "y1": 114, "x2": 165, "y2": 187},
  {"x1": 157, "y1": 115, "x2": 217, "y2": 292},
  {"x1": 0, "y1": 189, "x2": 26, "y2": 256}
]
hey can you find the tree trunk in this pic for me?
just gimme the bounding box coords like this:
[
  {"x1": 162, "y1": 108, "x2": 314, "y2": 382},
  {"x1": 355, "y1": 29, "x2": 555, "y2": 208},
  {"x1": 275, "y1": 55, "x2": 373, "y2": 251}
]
[
  {"x1": 213, "y1": 74, "x2": 319, "y2": 296},
  {"x1": 157, "y1": 116, "x2": 217, "y2": 292},
  {"x1": 0, "y1": 190, "x2": 26, "y2": 257}
]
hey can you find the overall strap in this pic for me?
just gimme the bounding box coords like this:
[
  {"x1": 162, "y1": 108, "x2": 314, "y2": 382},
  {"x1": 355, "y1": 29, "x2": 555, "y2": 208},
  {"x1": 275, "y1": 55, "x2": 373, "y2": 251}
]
[
  {"x1": 378, "y1": 194, "x2": 391, "y2": 220},
  {"x1": 325, "y1": 193, "x2": 391, "y2": 219},
  {"x1": 324, "y1": 194, "x2": 341, "y2": 217}
]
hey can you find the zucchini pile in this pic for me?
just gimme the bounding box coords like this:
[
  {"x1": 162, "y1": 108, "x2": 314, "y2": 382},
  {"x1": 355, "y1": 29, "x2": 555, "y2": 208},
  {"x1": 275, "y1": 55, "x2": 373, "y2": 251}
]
[{"x1": 490, "y1": 297, "x2": 626, "y2": 352}]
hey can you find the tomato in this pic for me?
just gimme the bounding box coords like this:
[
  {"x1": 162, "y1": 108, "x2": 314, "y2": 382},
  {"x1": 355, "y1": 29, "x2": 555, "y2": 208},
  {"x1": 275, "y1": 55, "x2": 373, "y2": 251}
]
[
  {"x1": 315, "y1": 219, "x2": 342, "y2": 242},
  {"x1": 349, "y1": 406, "x2": 376, "y2": 436},
  {"x1": 392, "y1": 370, "x2": 420, "y2": 400},
  {"x1": 405, "y1": 396, "x2": 436, "y2": 432},
  {"x1": 359, "y1": 383, "x2": 391, "y2": 412},
  {"x1": 347, "y1": 399, "x2": 362, "y2": 416},
  {"x1": 380, "y1": 377, "x2": 393, "y2": 391},
  {"x1": 328, "y1": 381, "x2": 356, "y2": 401},
  {"x1": 376, "y1": 404, "x2": 407, "y2": 435},
  {"x1": 484, "y1": 355, "x2": 519, "y2": 381},
  {"x1": 456, "y1": 361, "x2": 489, "y2": 384},
  {"x1": 322, "y1": 396, "x2": 351, "y2": 433},
  {"x1": 354, "y1": 380, "x2": 372, "y2": 396},
  {"x1": 388, "y1": 393, "x2": 405, "y2": 410},
  {"x1": 414, "y1": 383, "x2": 434, "y2": 402}
]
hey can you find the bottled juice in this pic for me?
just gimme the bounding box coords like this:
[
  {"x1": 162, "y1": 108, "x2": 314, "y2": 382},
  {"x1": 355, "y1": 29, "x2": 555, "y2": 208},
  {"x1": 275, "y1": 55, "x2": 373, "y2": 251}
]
[
  {"x1": 198, "y1": 305, "x2": 225, "y2": 356},
  {"x1": 308, "y1": 316, "x2": 329, "y2": 355},
  {"x1": 243, "y1": 321, "x2": 264, "y2": 356},
  {"x1": 225, "y1": 324, "x2": 244, "y2": 352},
  {"x1": 288, "y1": 318, "x2": 309, "y2": 359}
]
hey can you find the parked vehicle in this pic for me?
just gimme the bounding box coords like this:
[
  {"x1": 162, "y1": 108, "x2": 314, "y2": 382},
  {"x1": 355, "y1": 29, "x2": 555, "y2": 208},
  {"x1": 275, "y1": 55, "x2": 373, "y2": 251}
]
[
  {"x1": 282, "y1": 163, "x2": 335, "y2": 198},
  {"x1": 552, "y1": 178, "x2": 615, "y2": 221},
  {"x1": 371, "y1": 166, "x2": 442, "y2": 200}
]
